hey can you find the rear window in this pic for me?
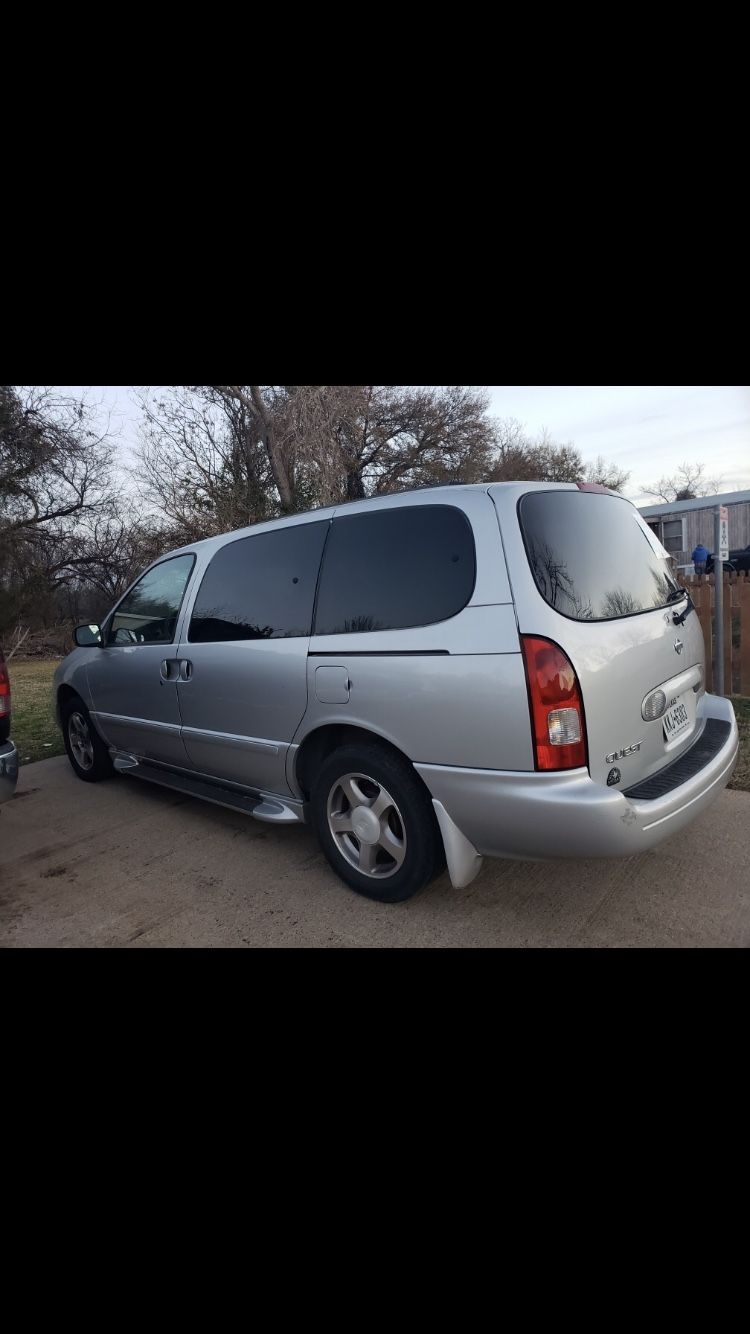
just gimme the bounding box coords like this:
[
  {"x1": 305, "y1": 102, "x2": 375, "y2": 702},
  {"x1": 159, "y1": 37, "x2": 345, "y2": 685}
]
[
  {"x1": 314, "y1": 505, "x2": 476, "y2": 635},
  {"x1": 518, "y1": 491, "x2": 680, "y2": 622}
]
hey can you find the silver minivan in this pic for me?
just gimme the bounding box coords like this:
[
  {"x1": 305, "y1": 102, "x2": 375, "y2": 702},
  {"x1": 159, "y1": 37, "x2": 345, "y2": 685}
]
[{"x1": 54, "y1": 483, "x2": 739, "y2": 901}]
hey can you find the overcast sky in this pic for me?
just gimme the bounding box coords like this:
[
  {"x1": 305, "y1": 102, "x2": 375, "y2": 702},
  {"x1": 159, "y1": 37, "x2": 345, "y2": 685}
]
[
  {"x1": 61, "y1": 385, "x2": 750, "y2": 503},
  {"x1": 485, "y1": 386, "x2": 750, "y2": 500}
]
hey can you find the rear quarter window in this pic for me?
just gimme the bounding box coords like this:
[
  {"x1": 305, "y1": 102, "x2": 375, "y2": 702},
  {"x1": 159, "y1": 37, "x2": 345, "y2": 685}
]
[
  {"x1": 518, "y1": 490, "x2": 679, "y2": 622},
  {"x1": 314, "y1": 505, "x2": 476, "y2": 635}
]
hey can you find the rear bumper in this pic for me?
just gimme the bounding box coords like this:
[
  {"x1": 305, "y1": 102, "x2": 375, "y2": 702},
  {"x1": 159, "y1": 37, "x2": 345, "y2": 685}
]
[
  {"x1": 0, "y1": 739, "x2": 19, "y2": 805},
  {"x1": 416, "y1": 693, "x2": 739, "y2": 862}
]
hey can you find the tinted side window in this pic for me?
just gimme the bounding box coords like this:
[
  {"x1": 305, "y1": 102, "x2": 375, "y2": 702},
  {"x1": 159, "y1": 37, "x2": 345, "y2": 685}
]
[
  {"x1": 189, "y1": 521, "x2": 329, "y2": 643},
  {"x1": 314, "y1": 506, "x2": 476, "y2": 636},
  {"x1": 107, "y1": 555, "x2": 195, "y2": 646}
]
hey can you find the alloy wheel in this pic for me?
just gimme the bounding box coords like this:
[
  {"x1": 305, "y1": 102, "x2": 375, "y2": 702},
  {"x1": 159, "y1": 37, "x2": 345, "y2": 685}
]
[
  {"x1": 326, "y1": 773, "x2": 407, "y2": 879},
  {"x1": 69, "y1": 712, "x2": 95, "y2": 771}
]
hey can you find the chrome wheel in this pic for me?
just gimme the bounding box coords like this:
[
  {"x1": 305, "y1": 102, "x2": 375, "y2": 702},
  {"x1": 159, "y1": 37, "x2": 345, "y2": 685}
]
[
  {"x1": 326, "y1": 773, "x2": 407, "y2": 880},
  {"x1": 69, "y1": 711, "x2": 94, "y2": 771}
]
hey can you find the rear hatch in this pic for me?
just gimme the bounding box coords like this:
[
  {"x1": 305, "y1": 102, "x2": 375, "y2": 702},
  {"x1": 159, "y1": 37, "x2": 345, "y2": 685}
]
[{"x1": 499, "y1": 486, "x2": 706, "y2": 790}]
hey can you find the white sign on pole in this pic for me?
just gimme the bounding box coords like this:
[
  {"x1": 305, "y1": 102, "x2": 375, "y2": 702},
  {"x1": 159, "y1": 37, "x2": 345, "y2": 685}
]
[{"x1": 719, "y1": 506, "x2": 729, "y2": 562}]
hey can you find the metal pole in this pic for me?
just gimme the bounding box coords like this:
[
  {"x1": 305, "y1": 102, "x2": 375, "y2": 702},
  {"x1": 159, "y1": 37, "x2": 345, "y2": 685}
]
[{"x1": 714, "y1": 507, "x2": 724, "y2": 695}]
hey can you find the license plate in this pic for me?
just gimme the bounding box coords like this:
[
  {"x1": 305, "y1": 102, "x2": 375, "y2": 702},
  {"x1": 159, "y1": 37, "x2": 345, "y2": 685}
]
[{"x1": 663, "y1": 693, "x2": 690, "y2": 742}]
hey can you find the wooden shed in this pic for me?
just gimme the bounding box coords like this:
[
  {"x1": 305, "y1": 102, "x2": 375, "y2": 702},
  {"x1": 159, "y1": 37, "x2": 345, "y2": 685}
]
[{"x1": 638, "y1": 490, "x2": 750, "y2": 566}]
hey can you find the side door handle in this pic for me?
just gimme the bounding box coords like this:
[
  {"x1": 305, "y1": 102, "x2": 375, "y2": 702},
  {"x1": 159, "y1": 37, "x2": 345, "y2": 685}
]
[
  {"x1": 160, "y1": 660, "x2": 180, "y2": 683},
  {"x1": 179, "y1": 660, "x2": 193, "y2": 682}
]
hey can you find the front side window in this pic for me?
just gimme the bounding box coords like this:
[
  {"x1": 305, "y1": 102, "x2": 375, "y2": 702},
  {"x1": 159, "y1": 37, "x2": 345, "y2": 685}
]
[
  {"x1": 189, "y1": 521, "x2": 329, "y2": 643},
  {"x1": 314, "y1": 505, "x2": 476, "y2": 636},
  {"x1": 518, "y1": 491, "x2": 680, "y2": 622},
  {"x1": 107, "y1": 555, "x2": 195, "y2": 646}
]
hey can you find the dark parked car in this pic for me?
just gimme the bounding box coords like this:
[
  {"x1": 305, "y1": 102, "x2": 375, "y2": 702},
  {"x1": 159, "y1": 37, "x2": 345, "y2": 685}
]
[
  {"x1": 0, "y1": 646, "x2": 19, "y2": 806},
  {"x1": 705, "y1": 545, "x2": 750, "y2": 574}
]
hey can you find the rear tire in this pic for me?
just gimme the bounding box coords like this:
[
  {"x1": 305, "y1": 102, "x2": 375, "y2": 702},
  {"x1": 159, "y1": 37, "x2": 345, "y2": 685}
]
[
  {"x1": 61, "y1": 698, "x2": 114, "y2": 783},
  {"x1": 311, "y1": 742, "x2": 443, "y2": 903}
]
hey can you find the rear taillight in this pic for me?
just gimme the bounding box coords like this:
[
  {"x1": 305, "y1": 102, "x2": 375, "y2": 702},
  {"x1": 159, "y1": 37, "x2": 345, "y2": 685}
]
[
  {"x1": 521, "y1": 636, "x2": 587, "y2": 771},
  {"x1": 0, "y1": 656, "x2": 10, "y2": 718}
]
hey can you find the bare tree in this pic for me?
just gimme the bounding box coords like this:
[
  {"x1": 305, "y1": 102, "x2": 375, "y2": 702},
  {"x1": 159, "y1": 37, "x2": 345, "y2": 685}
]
[
  {"x1": 1, "y1": 386, "x2": 122, "y2": 634},
  {"x1": 213, "y1": 385, "x2": 498, "y2": 506},
  {"x1": 134, "y1": 387, "x2": 276, "y2": 538},
  {"x1": 488, "y1": 421, "x2": 630, "y2": 491},
  {"x1": 1, "y1": 386, "x2": 115, "y2": 537},
  {"x1": 642, "y1": 461, "x2": 723, "y2": 503},
  {"x1": 6, "y1": 624, "x2": 31, "y2": 660},
  {"x1": 364, "y1": 386, "x2": 496, "y2": 495},
  {"x1": 212, "y1": 386, "x2": 296, "y2": 512},
  {"x1": 137, "y1": 386, "x2": 499, "y2": 525},
  {"x1": 585, "y1": 455, "x2": 631, "y2": 492},
  {"x1": 133, "y1": 389, "x2": 632, "y2": 543},
  {"x1": 532, "y1": 430, "x2": 585, "y2": 483}
]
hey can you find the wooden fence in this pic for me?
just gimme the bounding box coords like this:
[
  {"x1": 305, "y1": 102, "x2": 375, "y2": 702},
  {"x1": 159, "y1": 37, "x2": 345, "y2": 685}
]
[{"x1": 677, "y1": 571, "x2": 750, "y2": 695}]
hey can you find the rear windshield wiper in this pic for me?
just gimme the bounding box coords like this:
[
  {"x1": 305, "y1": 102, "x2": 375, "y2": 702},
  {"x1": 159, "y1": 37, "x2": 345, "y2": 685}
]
[{"x1": 666, "y1": 586, "x2": 695, "y2": 623}]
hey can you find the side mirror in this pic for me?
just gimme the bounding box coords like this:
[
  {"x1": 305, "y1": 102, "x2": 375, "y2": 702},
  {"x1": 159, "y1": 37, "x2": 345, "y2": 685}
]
[{"x1": 74, "y1": 624, "x2": 103, "y2": 647}]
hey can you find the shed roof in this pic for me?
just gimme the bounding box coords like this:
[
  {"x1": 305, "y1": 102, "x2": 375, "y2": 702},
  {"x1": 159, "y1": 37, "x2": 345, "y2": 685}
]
[{"x1": 638, "y1": 489, "x2": 750, "y2": 518}]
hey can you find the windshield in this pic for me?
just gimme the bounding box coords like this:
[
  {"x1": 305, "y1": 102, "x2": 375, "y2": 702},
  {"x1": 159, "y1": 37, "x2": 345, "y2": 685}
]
[{"x1": 518, "y1": 491, "x2": 681, "y2": 622}]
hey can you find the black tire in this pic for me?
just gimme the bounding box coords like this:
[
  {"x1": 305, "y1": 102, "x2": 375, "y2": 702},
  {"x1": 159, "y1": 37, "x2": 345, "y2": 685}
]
[
  {"x1": 311, "y1": 742, "x2": 443, "y2": 903},
  {"x1": 61, "y1": 697, "x2": 114, "y2": 783}
]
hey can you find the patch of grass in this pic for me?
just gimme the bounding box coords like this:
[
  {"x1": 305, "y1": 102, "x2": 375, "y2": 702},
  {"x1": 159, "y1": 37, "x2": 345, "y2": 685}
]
[
  {"x1": 730, "y1": 696, "x2": 750, "y2": 793},
  {"x1": 7, "y1": 660, "x2": 64, "y2": 766}
]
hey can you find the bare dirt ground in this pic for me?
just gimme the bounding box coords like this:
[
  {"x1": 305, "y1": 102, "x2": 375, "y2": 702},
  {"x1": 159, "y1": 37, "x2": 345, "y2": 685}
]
[{"x1": 1, "y1": 757, "x2": 749, "y2": 948}]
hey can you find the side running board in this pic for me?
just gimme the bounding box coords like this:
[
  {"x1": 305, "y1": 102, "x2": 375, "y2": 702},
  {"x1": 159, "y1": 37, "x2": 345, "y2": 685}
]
[{"x1": 113, "y1": 755, "x2": 305, "y2": 825}]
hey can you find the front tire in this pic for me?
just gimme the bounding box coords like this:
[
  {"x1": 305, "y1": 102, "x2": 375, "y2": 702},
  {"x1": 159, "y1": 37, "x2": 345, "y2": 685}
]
[
  {"x1": 311, "y1": 742, "x2": 443, "y2": 903},
  {"x1": 61, "y1": 698, "x2": 114, "y2": 783}
]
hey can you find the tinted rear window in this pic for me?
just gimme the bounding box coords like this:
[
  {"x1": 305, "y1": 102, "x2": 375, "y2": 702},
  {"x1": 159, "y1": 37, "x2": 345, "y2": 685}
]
[
  {"x1": 189, "y1": 521, "x2": 329, "y2": 642},
  {"x1": 314, "y1": 505, "x2": 476, "y2": 635},
  {"x1": 519, "y1": 491, "x2": 680, "y2": 621}
]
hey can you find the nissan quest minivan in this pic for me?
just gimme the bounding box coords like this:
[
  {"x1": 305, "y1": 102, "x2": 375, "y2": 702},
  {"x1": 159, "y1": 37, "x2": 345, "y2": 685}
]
[{"x1": 54, "y1": 483, "x2": 739, "y2": 901}]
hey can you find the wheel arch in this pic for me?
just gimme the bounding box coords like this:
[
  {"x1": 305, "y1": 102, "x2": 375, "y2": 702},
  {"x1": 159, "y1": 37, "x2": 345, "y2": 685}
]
[
  {"x1": 293, "y1": 723, "x2": 421, "y2": 803},
  {"x1": 56, "y1": 682, "x2": 83, "y2": 725}
]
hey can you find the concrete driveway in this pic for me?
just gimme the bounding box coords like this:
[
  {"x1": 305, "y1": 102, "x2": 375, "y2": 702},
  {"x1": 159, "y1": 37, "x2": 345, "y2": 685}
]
[{"x1": 1, "y1": 756, "x2": 749, "y2": 948}]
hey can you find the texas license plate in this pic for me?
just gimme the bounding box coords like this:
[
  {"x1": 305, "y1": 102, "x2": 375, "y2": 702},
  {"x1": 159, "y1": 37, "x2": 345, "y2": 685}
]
[{"x1": 663, "y1": 694, "x2": 690, "y2": 742}]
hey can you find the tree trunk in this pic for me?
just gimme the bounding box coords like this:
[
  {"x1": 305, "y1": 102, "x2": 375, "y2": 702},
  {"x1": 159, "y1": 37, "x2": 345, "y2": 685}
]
[
  {"x1": 346, "y1": 466, "x2": 366, "y2": 502},
  {"x1": 249, "y1": 386, "x2": 295, "y2": 513},
  {"x1": 213, "y1": 386, "x2": 296, "y2": 513}
]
